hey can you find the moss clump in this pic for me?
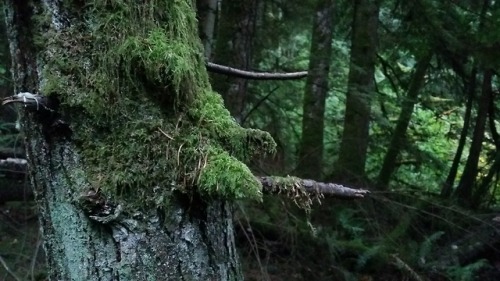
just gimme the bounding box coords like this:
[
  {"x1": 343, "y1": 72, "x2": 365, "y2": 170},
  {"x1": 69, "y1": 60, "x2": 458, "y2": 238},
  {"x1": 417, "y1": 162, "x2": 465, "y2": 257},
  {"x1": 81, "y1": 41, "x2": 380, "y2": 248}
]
[
  {"x1": 197, "y1": 147, "x2": 262, "y2": 200},
  {"x1": 118, "y1": 29, "x2": 200, "y2": 92},
  {"x1": 38, "y1": 0, "x2": 276, "y2": 207},
  {"x1": 190, "y1": 90, "x2": 276, "y2": 159}
]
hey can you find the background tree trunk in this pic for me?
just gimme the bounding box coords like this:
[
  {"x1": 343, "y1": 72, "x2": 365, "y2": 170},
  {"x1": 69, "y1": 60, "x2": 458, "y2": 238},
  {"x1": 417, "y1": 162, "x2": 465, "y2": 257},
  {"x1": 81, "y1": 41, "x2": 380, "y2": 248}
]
[
  {"x1": 0, "y1": 9, "x2": 13, "y2": 118},
  {"x1": 3, "y1": 0, "x2": 277, "y2": 279},
  {"x1": 441, "y1": 68, "x2": 476, "y2": 198},
  {"x1": 212, "y1": 0, "x2": 260, "y2": 122},
  {"x1": 334, "y1": 0, "x2": 379, "y2": 185},
  {"x1": 455, "y1": 69, "x2": 493, "y2": 206},
  {"x1": 376, "y1": 52, "x2": 432, "y2": 189},
  {"x1": 296, "y1": 0, "x2": 334, "y2": 180},
  {"x1": 196, "y1": 0, "x2": 218, "y2": 60}
]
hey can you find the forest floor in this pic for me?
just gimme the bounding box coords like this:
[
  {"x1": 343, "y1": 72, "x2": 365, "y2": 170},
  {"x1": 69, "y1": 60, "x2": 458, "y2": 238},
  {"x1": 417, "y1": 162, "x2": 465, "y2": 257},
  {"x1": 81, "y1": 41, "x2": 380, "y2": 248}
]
[{"x1": 2, "y1": 201, "x2": 500, "y2": 281}]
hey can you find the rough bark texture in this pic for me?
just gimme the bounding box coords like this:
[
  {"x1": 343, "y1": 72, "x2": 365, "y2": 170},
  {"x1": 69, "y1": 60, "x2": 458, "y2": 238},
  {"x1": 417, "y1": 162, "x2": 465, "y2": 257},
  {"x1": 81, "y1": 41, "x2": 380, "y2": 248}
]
[
  {"x1": 376, "y1": 53, "x2": 432, "y2": 189},
  {"x1": 29, "y1": 139, "x2": 241, "y2": 281},
  {"x1": 455, "y1": 69, "x2": 493, "y2": 206},
  {"x1": 334, "y1": 0, "x2": 379, "y2": 185},
  {"x1": 296, "y1": 0, "x2": 334, "y2": 180},
  {"x1": 3, "y1": 0, "x2": 280, "y2": 279}
]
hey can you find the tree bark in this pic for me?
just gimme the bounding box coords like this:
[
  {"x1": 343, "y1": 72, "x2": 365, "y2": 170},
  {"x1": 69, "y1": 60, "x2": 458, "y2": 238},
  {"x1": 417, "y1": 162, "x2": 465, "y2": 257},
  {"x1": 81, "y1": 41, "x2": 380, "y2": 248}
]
[
  {"x1": 376, "y1": 52, "x2": 432, "y2": 189},
  {"x1": 296, "y1": 0, "x2": 334, "y2": 180},
  {"x1": 334, "y1": 0, "x2": 379, "y2": 185},
  {"x1": 3, "y1": 0, "x2": 278, "y2": 279}
]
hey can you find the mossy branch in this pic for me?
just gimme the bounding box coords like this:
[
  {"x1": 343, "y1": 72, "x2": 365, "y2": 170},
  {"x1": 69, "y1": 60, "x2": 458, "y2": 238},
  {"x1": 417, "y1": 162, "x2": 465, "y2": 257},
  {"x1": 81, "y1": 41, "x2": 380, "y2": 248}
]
[
  {"x1": 0, "y1": 159, "x2": 369, "y2": 203},
  {"x1": 259, "y1": 176, "x2": 369, "y2": 199}
]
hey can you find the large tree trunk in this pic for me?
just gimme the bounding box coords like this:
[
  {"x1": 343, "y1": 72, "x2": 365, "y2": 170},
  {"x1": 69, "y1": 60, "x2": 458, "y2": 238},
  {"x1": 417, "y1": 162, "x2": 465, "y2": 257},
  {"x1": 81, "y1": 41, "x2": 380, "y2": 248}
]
[
  {"x1": 4, "y1": 0, "x2": 276, "y2": 279},
  {"x1": 376, "y1": 52, "x2": 432, "y2": 189},
  {"x1": 296, "y1": 0, "x2": 334, "y2": 180},
  {"x1": 334, "y1": 0, "x2": 379, "y2": 185}
]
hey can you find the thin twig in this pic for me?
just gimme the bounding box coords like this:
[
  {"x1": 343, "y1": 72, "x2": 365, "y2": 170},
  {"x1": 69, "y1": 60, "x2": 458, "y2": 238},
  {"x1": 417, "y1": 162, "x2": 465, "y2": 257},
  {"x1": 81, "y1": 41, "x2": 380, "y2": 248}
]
[
  {"x1": 158, "y1": 128, "x2": 174, "y2": 140},
  {"x1": 29, "y1": 235, "x2": 42, "y2": 281},
  {"x1": 236, "y1": 204, "x2": 269, "y2": 280},
  {"x1": 0, "y1": 255, "x2": 22, "y2": 281}
]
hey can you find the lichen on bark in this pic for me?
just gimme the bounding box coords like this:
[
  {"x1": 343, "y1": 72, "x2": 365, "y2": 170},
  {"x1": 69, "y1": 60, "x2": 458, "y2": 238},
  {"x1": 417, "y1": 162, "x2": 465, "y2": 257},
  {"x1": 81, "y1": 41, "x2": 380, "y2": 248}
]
[{"x1": 37, "y1": 0, "x2": 276, "y2": 206}]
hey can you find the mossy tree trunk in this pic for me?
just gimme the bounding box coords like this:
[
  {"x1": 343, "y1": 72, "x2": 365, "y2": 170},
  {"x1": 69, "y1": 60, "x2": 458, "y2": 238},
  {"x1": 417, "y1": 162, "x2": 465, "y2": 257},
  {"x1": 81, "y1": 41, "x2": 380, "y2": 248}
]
[{"x1": 4, "y1": 0, "x2": 275, "y2": 280}]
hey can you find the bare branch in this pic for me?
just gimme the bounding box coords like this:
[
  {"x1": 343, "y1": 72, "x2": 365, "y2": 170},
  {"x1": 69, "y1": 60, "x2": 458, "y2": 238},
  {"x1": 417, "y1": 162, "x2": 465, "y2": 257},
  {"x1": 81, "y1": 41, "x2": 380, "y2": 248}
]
[
  {"x1": 259, "y1": 176, "x2": 370, "y2": 199},
  {"x1": 206, "y1": 62, "x2": 308, "y2": 80}
]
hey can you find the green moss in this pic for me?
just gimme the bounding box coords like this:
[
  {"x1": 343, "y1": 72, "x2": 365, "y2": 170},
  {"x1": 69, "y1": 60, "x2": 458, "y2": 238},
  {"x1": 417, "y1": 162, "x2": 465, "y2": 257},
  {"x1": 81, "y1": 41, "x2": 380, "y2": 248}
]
[
  {"x1": 190, "y1": 90, "x2": 276, "y2": 159},
  {"x1": 197, "y1": 147, "x2": 262, "y2": 200},
  {"x1": 38, "y1": 0, "x2": 276, "y2": 208},
  {"x1": 117, "y1": 28, "x2": 201, "y2": 95}
]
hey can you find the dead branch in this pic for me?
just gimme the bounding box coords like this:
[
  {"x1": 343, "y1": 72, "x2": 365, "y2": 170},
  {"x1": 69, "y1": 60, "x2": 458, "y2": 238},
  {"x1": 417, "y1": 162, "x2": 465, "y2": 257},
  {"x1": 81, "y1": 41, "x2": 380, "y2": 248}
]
[
  {"x1": 206, "y1": 62, "x2": 308, "y2": 80},
  {"x1": 259, "y1": 176, "x2": 370, "y2": 199}
]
